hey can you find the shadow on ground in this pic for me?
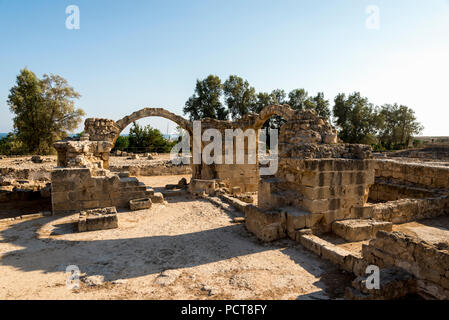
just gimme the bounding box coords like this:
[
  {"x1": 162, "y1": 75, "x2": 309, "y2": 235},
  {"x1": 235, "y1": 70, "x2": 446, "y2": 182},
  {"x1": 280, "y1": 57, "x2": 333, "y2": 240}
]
[{"x1": 0, "y1": 206, "x2": 348, "y2": 299}]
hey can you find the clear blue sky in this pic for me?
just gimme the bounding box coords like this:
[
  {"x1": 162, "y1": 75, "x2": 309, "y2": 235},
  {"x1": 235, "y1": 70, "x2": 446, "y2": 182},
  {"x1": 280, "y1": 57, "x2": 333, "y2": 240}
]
[{"x1": 0, "y1": 0, "x2": 448, "y2": 136}]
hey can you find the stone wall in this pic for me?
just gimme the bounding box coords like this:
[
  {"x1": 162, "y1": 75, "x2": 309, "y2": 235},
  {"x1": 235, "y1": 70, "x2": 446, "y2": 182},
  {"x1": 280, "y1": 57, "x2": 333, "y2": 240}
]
[
  {"x1": 350, "y1": 196, "x2": 449, "y2": 224},
  {"x1": 54, "y1": 138, "x2": 112, "y2": 169},
  {"x1": 51, "y1": 168, "x2": 153, "y2": 214},
  {"x1": 248, "y1": 108, "x2": 374, "y2": 238},
  {"x1": 84, "y1": 118, "x2": 121, "y2": 143},
  {"x1": 109, "y1": 161, "x2": 192, "y2": 176},
  {"x1": 190, "y1": 115, "x2": 261, "y2": 193},
  {"x1": 362, "y1": 230, "x2": 449, "y2": 299},
  {"x1": 259, "y1": 159, "x2": 374, "y2": 228},
  {"x1": 374, "y1": 159, "x2": 449, "y2": 189},
  {"x1": 369, "y1": 178, "x2": 438, "y2": 202},
  {"x1": 389, "y1": 144, "x2": 449, "y2": 161}
]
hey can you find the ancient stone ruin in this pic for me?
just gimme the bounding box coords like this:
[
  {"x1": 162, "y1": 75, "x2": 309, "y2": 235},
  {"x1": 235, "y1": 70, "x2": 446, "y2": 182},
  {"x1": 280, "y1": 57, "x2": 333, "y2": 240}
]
[{"x1": 43, "y1": 105, "x2": 449, "y2": 299}]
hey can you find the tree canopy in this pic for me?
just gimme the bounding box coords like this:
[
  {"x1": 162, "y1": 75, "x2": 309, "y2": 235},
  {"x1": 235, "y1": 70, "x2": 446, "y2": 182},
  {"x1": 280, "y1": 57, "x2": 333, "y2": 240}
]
[
  {"x1": 377, "y1": 104, "x2": 423, "y2": 149},
  {"x1": 127, "y1": 122, "x2": 176, "y2": 153},
  {"x1": 7, "y1": 68, "x2": 85, "y2": 154},
  {"x1": 332, "y1": 92, "x2": 381, "y2": 145},
  {"x1": 223, "y1": 75, "x2": 257, "y2": 119},
  {"x1": 183, "y1": 75, "x2": 228, "y2": 121}
]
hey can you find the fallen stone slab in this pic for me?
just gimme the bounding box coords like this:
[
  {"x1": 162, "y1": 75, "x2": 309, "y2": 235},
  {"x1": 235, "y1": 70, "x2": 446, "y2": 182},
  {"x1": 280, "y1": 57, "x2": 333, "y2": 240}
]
[
  {"x1": 150, "y1": 192, "x2": 165, "y2": 203},
  {"x1": 77, "y1": 207, "x2": 118, "y2": 232},
  {"x1": 332, "y1": 219, "x2": 392, "y2": 241},
  {"x1": 188, "y1": 179, "x2": 216, "y2": 195},
  {"x1": 129, "y1": 197, "x2": 152, "y2": 211}
]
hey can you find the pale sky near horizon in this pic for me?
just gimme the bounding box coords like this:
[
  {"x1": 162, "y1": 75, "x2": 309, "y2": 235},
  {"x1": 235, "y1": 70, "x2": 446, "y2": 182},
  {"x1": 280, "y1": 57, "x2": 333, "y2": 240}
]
[{"x1": 0, "y1": 0, "x2": 448, "y2": 136}]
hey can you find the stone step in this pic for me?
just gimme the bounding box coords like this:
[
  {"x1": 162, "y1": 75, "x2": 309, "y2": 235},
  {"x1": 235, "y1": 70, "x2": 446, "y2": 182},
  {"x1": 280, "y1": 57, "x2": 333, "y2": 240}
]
[
  {"x1": 281, "y1": 206, "x2": 322, "y2": 237},
  {"x1": 118, "y1": 171, "x2": 130, "y2": 178},
  {"x1": 332, "y1": 219, "x2": 392, "y2": 242},
  {"x1": 297, "y1": 232, "x2": 368, "y2": 275},
  {"x1": 119, "y1": 177, "x2": 139, "y2": 186}
]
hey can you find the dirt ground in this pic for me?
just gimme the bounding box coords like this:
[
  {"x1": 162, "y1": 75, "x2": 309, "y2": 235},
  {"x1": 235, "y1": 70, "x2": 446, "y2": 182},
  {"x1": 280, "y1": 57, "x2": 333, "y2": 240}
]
[{"x1": 0, "y1": 176, "x2": 347, "y2": 300}]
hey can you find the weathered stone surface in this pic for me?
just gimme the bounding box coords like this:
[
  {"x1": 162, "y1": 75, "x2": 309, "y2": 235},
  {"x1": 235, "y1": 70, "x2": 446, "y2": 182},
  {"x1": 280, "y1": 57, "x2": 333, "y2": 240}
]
[
  {"x1": 51, "y1": 168, "x2": 154, "y2": 214},
  {"x1": 361, "y1": 230, "x2": 449, "y2": 297},
  {"x1": 188, "y1": 179, "x2": 217, "y2": 195},
  {"x1": 150, "y1": 192, "x2": 165, "y2": 204},
  {"x1": 244, "y1": 205, "x2": 286, "y2": 242},
  {"x1": 332, "y1": 219, "x2": 392, "y2": 241},
  {"x1": 129, "y1": 198, "x2": 152, "y2": 211},
  {"x1": 346, "y1": 268, "x2": 416, "y2": 300},
  {"x1": 77, "y1": 207, "x2": 118, "y2": 232}
]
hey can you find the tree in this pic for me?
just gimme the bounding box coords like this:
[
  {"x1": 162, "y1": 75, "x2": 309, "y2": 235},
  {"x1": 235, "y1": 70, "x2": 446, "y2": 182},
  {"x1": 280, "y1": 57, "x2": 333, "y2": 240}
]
[
  {"x1": 0, "y1": 133, "x2": 24, "y2": 155},
  {"x1": 287, "y1": 88, "x2": 312, "y2": 110},
  {"x1": 287, "y1": 89, "x2": 331, "y2": 120},
  {"x1": 251, "y1": 92, "x2": 276, "y2": 114},
  {"x1": 223, "y1": 75, "x2": 256, "y2": 119},
  {"x1": 112, "y1": 135, "x2": 129, "y2": 151},
  {"x1": 128, "y1": 122, "x2": 176, "y2": 153},
  {"x1": 7, "y1": 68, "x2": 85, "y2": 154},
  {"x1": 332, "y1": 92, "x2": 381, "y2": 144},
  {"x1": 311, "y1": 92, "x2": 331, "y2": 120},
  {"x1": 377, "y1": 104, "x2": 423, "y2": 149},
  {"x1": 271, "y1": 89, "x2": 287, "y2": 105},
  {"x1": 183, "y1": 75, "x2": 228, "y2": 121}
]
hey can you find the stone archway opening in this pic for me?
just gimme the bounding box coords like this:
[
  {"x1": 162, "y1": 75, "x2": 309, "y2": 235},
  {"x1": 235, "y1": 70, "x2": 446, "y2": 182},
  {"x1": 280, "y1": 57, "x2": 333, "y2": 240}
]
[{"x1": 111, "y1": 115, "x2": 193, "y2": 193}]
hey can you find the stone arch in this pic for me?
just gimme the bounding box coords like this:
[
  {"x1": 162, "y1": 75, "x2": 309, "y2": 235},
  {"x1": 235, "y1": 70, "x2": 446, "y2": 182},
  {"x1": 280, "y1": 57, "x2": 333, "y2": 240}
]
[
  {"x1": 253, "y1": 104, "x2": 295, "y2": 130},
  {"x1": 114, "y1": 107, "x2": 193, "y2": 143}
]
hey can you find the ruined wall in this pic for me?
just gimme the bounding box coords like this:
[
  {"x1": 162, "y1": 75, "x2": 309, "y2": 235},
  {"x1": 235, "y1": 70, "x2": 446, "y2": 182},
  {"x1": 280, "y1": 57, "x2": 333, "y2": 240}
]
[
  {"x1": 51, "y1": 168, "x2": 153, "y2": 214},
  {"x1": 359, "y1": 196, "x2": 449, "y2": 224},
  {"x1": 251, "y1": 109, "x2": 374, "y2": 237},
  {"x1": 374, "y1": 159, "x2": 449, "y2": 189},
  {"x1": 362, "y1": 230, "x2": 449, "y2": 299},
  {"x1": 389, "y1": 144, "x2": 449, "y2": 161},
  {"x1": 109, "y1": 161, "x2": 192, "y2": 177},
  {"x1": 369, "y1": 178, "x2": 437, "y2": 202},
  {"x1": 259, "y1": 159, "x2": 374, "y2": 221},
  {"x1": 191, "y1": 115, "x2": 261, "y2": 193},
  {"x1": 54, "y1": 138, "x2": 113, "y2": 169}
]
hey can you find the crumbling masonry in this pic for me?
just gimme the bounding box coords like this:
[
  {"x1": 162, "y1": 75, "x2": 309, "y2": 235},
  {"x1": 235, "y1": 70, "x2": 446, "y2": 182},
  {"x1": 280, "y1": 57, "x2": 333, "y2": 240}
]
[{"x1": 50, "y1": 105, "x2": 449, "y2": 299}]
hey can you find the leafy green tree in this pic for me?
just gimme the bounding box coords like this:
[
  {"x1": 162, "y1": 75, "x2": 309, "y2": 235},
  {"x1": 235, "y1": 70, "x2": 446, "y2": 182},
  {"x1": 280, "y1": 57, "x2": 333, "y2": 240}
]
[
  {"x1": 128, "y1": 122, "x2": 176, "y2": 153},
  {"x1": 7, "y1": 68, "x2": 85, "y2": 154},
  {"x1": 251, "y1": 92, "x2": 276, "y2": 114},
  {"x1": 287, "y1": 89, "x2": 331, "y2": 120},
  {"x1": 271, "y1": 89, "x2": 287, "y2": 105},
  {"x1": 0, "y1": 133, "x2": 24, "y2": 155},
  {"x1": 112, "y1": 135, "x2": 130, "y2": 151},
  {"x1": 183, "y1": 75, "x2": 228, "y2": 120},
  {"x1": 377, "y1": 104, "x2": 423, "y2": 149},
  {"x1": 287, "y1": 89, "x2": 312, "y2": 110},
  {"x1": 223, "y1": 75, "x2": 257, "y2": 119},
  {"x1": 311, "y1": 92, "x2": 331, "y2": 120},
  {"x1": 332, "y1": 92, "x2": 381, "y2": 144}
]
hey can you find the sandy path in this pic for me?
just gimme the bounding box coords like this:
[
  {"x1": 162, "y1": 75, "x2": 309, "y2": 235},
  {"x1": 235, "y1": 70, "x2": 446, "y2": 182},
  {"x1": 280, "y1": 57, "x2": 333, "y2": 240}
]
[{"x1": 0, "y1": 193, "x2": 341, "y2": 300}]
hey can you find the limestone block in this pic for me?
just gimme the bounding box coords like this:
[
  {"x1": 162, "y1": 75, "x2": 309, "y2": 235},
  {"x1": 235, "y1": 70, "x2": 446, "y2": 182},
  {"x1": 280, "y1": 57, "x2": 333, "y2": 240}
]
[
  {"x1": 244, "y1": 205, "x2": 286, "y2": 242},
  {"x1": 188, "y1": 179, "x2": 217, "y2": 195},
  {"x1": 150, "y1": 192, "x2": 165, "y2": 204},
  {"x1": 332, "y1": 219, "x2": 392, "y2": 242},
  {"x1": 77, "y1": 207, "x2": 118, "y2": 232},
  {"x1": 129, "y1": 198, "x2": 152, "y2": 211}
]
